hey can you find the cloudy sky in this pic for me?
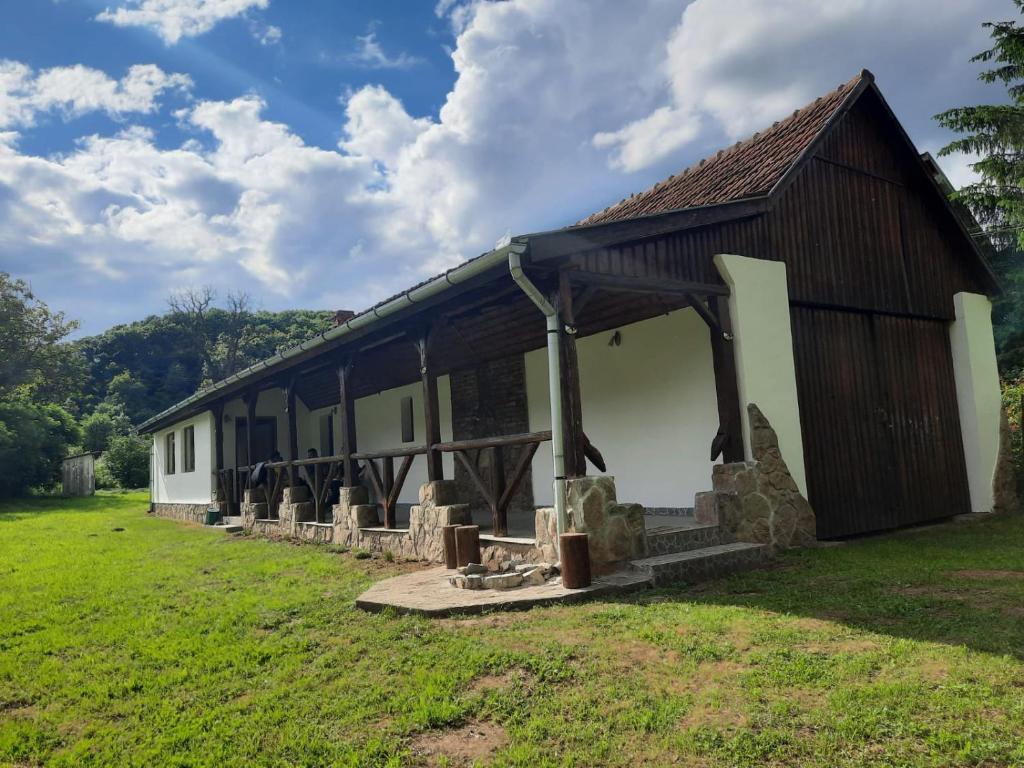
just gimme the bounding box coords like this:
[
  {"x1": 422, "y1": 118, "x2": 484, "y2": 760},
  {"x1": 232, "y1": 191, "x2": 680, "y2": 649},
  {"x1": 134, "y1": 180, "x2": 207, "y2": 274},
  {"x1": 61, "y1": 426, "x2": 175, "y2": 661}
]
[{"x1": 0, "y1": 0, "x2": 1012, "y2": 335}]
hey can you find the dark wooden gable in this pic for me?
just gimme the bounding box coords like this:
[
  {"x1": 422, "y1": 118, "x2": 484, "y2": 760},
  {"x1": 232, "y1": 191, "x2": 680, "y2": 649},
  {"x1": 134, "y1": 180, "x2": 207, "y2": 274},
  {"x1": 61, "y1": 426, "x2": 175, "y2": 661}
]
[{"x1": 768, "y1": 86, "x2": 993, "y2": 320}]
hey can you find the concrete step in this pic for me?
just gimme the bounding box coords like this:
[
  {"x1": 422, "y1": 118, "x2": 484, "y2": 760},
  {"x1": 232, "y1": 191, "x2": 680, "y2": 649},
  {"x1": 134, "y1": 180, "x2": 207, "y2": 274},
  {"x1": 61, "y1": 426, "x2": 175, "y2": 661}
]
[
  {"x1": 630, "y1": 542, "x2": 767, "y2": 587},
  {"x1": 221, "y1": 525, "x2": 244, "y2": 534},
  {"x1": 645, "y1": 523, "x2": 721, "y2": 555}
]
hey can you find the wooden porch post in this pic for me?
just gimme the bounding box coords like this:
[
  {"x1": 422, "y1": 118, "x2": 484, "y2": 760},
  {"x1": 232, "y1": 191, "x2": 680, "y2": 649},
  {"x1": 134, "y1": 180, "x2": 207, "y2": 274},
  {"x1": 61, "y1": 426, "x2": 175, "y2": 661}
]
[
  {"x1": 708, "y1": 295, "x2": 744, "y2": 463},
  {"x1": 244, "y1": 389, "x2": 257, "y2": 486},
  {"x1": 415, "y1": 326, "x2": 443, "y2": 482},
  {"x1": 284, "y1": 378, "x2": 298, "y2": 486},
  {"x1": 212, "y1": 402, "x2": 224, "y2": 472},
  {"x1": 337, "y1": 357, "x2": 358, "y2": 486},
  {"x1": 555, "y1": 271, "x2": 586, "y2": 478}
]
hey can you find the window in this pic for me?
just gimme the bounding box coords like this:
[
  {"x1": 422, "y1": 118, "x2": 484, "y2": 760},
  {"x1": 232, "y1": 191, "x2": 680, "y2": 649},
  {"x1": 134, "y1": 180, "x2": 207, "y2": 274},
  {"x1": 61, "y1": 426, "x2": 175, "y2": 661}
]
[
  {"x1": 183, "y1": 425, "x2": 195, "y2": 472},
  {"x1": 400, "y1": 397, "x2": 415, "y2": 443},
  {"x1": 165, "y1": 432, "x2": 176, "y2": 475}
]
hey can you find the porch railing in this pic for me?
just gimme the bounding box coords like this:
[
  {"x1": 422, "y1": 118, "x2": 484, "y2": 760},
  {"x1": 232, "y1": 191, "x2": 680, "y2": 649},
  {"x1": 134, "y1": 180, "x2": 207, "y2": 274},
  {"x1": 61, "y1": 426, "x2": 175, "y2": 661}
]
[
  {"x1": 434, "y1": 430, "x2": 551, "y2": 538},
  {"x1": 213, "y1": 429, "x2": 550, "y2": 536},
  {"x1": 351, "y1": 445, "x2": 428, "y2": 529}
]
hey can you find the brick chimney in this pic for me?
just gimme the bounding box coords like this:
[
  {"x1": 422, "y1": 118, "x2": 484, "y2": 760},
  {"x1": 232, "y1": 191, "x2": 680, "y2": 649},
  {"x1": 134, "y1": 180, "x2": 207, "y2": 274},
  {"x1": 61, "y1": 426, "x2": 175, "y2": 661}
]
[{"x1": 332, "y1": 309, "x2": 356, "y2": 327}]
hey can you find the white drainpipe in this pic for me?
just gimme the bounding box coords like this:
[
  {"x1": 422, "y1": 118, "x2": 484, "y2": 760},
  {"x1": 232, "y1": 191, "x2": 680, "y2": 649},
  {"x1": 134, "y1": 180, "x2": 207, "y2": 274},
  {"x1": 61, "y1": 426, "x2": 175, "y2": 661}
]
[{"x1": 508, "y1": 245, "x2": 568, "y2": 548}]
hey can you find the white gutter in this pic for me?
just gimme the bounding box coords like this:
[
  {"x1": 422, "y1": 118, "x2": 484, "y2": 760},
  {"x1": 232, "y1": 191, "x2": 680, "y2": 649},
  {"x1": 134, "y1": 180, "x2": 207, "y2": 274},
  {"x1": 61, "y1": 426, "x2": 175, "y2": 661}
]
[{"x1": 507, "y1": 243, "x2": 569, "y2": 548}]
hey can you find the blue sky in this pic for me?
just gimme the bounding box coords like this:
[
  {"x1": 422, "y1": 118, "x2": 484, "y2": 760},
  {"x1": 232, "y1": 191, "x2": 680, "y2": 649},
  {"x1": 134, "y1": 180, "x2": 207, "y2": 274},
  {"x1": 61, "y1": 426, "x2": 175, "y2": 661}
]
[{"x1": 0, "y1": 0, "x2": 1012, "y2": 335}]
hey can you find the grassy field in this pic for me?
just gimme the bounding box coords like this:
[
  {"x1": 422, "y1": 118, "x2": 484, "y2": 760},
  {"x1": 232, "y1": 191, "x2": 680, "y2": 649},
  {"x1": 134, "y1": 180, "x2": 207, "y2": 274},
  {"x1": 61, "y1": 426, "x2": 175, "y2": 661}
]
[{"x1": 1, "y1": 493, "x2": 1024, "y2": 767}]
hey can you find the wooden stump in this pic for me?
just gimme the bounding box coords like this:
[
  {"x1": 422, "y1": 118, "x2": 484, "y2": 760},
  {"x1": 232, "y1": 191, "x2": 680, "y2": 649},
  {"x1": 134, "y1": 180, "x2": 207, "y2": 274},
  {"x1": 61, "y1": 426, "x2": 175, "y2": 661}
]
[
  {"x1": 455, "y1": 525, "x2": 481, "y2": 567},
  {"x1": 559, "y1": 532, "x2": 591, "y2": 589},
  {"x1": 442, "y1": 524, "x2": 460, "y2": 569}
]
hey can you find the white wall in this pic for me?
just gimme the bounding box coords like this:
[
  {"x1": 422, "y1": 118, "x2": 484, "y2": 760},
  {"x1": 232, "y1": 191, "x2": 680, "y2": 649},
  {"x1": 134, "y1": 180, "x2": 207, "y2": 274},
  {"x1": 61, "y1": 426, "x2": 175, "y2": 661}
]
[
  {"x1": 526, "y1": 308, "x2": 720, "y2": 509},
  {"x1": 216, "y1": 379, "x2": 454, "y2": 506},
  {"x1": 950, "y1": 292, "x2": 1002, "y2": 512},
  {"x1": 714, "y1": 253, "x2": 807, "y2": 495},
  {"x1": 152, "y1": 411, "x2": 215, "y2": 504},
  {"x1": 354, "y1": 377, "x2": 454, "y2": 504}
]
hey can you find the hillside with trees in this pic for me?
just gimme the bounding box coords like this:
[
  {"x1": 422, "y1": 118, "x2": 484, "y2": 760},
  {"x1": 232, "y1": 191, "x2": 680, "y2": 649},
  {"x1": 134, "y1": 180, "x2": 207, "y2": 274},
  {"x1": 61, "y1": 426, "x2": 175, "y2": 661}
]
[{"x1": 0, "y1": 274, "x2": 333, "y2": 498}]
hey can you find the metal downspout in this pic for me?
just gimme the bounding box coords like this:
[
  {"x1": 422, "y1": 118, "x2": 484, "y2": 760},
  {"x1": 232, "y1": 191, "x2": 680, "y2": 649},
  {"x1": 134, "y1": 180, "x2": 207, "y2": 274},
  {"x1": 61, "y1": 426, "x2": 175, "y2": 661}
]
[{"x1": 508, "y1": 244, "x2": 568, "y2": 550}]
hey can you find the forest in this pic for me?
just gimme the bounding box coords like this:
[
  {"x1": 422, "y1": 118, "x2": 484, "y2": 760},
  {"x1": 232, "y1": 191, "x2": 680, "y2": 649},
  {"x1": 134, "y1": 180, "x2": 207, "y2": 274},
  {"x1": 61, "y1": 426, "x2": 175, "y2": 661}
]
[{"x1": 0, "y1": 274, "x2": 333, "y2": 497}]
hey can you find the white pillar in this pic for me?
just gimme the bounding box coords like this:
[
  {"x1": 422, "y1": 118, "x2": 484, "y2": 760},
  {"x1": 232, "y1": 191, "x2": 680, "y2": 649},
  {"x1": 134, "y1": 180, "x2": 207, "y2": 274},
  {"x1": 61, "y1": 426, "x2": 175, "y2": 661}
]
[
  {"x1": 713, "y1": 253, "x2": 807, "y2": 495},
  {"x1": 949, "y1": 292, "x2": 1001, "y2": 513}
]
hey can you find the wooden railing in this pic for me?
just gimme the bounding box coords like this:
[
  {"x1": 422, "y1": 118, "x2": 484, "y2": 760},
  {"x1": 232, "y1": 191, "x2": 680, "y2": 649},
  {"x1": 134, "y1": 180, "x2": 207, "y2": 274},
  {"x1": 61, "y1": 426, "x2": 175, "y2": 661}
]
[
  {"x1": 434, "y1": 430, "x2": 551, "y2": 537},
  {"x1": 351, "y1": 445, "x2": 428, "y2": 529},
  {"x1": 214, "y1": 429, "x2": 550, "y2": 535}
]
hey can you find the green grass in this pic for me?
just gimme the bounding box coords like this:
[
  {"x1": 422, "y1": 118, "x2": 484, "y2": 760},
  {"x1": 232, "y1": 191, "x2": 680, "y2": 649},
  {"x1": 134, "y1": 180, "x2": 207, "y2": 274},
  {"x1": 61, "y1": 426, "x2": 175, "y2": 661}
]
[{"x1": 2, "y1": 493, "x2": 1024, "y2": 767}]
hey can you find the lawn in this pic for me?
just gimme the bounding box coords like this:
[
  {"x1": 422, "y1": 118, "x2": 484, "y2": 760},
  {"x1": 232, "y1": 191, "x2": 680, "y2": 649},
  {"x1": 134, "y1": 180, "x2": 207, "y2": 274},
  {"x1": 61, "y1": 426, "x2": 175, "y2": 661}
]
[{"x1": 2, "y1": 494, "x2": 1024, "y2": 767}]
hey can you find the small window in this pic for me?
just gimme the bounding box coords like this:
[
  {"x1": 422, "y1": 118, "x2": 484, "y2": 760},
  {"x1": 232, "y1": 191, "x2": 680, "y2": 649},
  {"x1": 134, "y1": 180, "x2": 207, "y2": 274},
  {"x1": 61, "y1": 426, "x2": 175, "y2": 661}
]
[
  {"x1": 165, "y1": 432, "x2": 176, "y2": 475},
  {"x1": 400, "y1": 397, "x2": 415, "y2": 443},
  {"x1": 183, "y1": 425, "x2": 195, "y2": 473}
]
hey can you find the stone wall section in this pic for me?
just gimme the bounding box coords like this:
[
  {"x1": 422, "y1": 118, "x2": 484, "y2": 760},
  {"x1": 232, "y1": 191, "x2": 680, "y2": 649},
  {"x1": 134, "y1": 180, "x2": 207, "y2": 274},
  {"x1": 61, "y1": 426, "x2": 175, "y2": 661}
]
[
  {"x1": 151, "y1": 502, "x2": 210, "y2": 525},
  {"x1": 699, "y1": 403, "x2": 816, "y2": 551},
  {"x1": 535, "y1": 476, "x2": 648, "y2": 568},
  {"x1": 449, "y1": 356, "x2": 535, "y2": 517},
  {"x1": 993, "y1": 409, "x2": 1022, "y2": 516}
]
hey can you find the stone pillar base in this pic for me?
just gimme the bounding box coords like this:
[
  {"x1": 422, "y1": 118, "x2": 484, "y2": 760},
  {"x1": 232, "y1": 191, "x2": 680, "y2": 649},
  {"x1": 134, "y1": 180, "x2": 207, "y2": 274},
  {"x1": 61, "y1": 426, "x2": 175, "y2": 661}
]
[
  {"x1": 535, "y1": 476, "x2": 647, "y2": 569},
  {"x1": 710, "y1": 404, "x2": 817, "y2": 551}
]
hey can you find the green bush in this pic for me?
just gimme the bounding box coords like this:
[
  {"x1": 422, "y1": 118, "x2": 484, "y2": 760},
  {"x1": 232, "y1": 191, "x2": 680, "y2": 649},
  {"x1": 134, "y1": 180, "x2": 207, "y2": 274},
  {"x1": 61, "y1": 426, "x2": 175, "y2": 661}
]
[
  {"x1": 1002, "y1": 376, "x2": 1024, "y2": 478},
  {"x1": 103, "y1": 435, "x2": 150, "y2": 490},
  {"x1": 94, "y1": 457, "x2": 118, "y2": 490},
  {"x1": 81, "y1": 412, "x2": 117, "y2": 453},
  {"x1": 0, "y1": 397, "x2": 81, "y2": 497}
]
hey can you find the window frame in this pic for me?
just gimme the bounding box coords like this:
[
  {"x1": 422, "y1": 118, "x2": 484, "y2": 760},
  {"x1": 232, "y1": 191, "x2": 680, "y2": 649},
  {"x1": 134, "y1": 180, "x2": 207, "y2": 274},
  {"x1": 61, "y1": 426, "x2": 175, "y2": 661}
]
[
  {"x1": 182, "y1": 425, "x2": 195, "y2": 473},
  {"x1": 165, "y1": 431, "x2": 176, "y2": 475}
]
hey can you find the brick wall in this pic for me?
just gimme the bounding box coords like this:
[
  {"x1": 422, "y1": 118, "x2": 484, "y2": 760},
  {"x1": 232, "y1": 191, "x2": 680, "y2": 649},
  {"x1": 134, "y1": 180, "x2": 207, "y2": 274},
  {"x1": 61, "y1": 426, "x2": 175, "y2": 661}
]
[{"x1": 449, "y1": 354, "x2": 535, "y2": 517}]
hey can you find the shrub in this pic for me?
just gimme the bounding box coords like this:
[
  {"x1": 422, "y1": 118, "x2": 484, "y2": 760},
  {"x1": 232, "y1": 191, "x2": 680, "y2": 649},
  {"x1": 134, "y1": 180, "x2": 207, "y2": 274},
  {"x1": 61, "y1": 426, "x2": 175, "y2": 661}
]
[
  {"x1": 104, "y1": 435, "x2": 150, "y2": 489},
  {"x1": 81, "y1": 412, "x2": 117, "y2": 453},
  {"x1": 0, "y1": 398, "x2": 80, "y2": 497},
  {"x1": 1003, "y1": 376, "x2": 1024, "y2": 479}
]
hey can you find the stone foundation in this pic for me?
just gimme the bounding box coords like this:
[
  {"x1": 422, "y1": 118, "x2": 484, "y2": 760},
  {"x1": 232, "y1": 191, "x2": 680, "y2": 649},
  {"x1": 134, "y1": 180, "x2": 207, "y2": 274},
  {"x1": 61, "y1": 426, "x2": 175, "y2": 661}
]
[
  {"x1": 151, "y1": 502, "x2": 213, "y2": 524},
  {"x1": 534, "y1": 476, "x2": 647, "y2": 569},
  {"x1": 700, "y1": 403, "x2": 816, "y2": 551}
]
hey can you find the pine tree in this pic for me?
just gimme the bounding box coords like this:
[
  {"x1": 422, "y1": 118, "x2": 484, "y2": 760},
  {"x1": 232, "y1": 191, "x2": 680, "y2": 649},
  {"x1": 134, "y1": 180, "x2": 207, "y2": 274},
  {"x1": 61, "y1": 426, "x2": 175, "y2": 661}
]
[{"x1": 937, "y1": 0, "x2": 1024, "y2": 375}]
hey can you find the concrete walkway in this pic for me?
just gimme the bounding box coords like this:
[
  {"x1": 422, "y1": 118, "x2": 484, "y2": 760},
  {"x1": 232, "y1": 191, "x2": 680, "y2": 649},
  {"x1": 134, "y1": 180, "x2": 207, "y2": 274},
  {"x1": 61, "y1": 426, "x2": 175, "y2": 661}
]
[{"x1": 355, "y1": 566, "x2": 651, "y2": 617}]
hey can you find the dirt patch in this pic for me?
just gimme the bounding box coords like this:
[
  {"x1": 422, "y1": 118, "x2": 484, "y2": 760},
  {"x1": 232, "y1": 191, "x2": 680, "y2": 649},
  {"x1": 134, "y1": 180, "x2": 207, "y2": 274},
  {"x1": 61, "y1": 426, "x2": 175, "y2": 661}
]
[
  {"x1": 410, "y1": 721, "x2": 508, "y2": 767},
  {"x1": 468, "y1": 668, "x2": 535, "y2": 696},
  {"x1": 951, "y1": 569, "x2": 1024, "y2": 581}
]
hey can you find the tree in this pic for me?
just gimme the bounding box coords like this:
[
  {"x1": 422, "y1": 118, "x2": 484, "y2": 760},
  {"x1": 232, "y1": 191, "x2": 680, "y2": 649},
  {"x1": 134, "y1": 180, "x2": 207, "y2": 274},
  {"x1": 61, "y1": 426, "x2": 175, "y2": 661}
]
[
  {"x1": 0, "y1": 272, "x2": 80, "y2": 401},
  {"x1": 81, "y1": 411, "x2": 117, "y2": 453},
  {"x1": 0, "y1": 398, "x2": 80, "y2": 497},
  {"x1": 103, "y1": 435, "x2": 150, "y2": 489},
  {"x1": 936, "y1": 1, "x2": 1024, "y2": 375}
]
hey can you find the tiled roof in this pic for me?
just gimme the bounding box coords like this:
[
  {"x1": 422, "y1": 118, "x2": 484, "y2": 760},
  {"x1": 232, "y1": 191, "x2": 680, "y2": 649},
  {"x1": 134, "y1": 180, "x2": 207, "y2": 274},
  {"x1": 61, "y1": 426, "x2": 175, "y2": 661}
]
[{"x1": 579, "y1": 71, "x2": 870, "y2": 226}]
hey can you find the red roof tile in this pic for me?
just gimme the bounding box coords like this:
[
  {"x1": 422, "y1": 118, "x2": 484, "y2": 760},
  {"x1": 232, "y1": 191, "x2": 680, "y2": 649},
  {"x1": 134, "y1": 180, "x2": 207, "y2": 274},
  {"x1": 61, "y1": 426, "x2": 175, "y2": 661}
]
[{"x1": 579, "y1": 72, "x2": 870, "y2": 226}]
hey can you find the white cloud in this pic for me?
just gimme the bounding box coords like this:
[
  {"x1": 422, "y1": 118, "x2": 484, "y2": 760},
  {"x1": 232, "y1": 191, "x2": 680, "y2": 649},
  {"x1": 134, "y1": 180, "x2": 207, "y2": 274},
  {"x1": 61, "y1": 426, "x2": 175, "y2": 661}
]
[
  {"x1": 349, "y1": 29, "x2": 422, "y2": 70},
  {"x1": 96, "y1": 0, "x2": 269, "y2": 45},
  {"x1": 254, "y1": 23, "x2": 281, "y2": 46},
  {"x1": 2, "y1": 0, "x2": 1010, "y2": 334},
  {"x1": 0, "y1": 60, "x2": 191, "y2": 129},
  {"x1": 593, "y1": 0, "x2": 1001, "y2": 172}
]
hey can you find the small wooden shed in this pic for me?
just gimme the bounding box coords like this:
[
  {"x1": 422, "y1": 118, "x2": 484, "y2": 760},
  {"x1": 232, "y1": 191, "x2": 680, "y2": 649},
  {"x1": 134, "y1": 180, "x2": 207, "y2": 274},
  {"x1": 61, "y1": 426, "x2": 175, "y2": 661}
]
[{"x1": 62, "y1": 452, "x2": 98, "y2": 496}]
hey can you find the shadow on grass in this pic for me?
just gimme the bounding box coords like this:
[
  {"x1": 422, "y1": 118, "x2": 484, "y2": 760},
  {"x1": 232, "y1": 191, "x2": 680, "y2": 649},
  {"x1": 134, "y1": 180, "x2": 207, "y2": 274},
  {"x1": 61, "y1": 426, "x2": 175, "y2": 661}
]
[
  {"x1": 0, "y1": 491, "x2": 148, "y2": 520},
  {"x1": 636, "y1": 512, "x2": 1024, "y2": 660}
]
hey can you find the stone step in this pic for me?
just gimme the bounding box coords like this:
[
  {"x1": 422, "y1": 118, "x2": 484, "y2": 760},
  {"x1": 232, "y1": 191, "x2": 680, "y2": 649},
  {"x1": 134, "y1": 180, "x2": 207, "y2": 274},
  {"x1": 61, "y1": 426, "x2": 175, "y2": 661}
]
[
  {"x1": 630, "y1": 542, "x2": 767, "y2": 587},
  {"x1": 644, "y1": 523, "x2": 721, "y2": 555},
  {"x1": 221, "y1": 524, "x2": 244, "y2": 534}
]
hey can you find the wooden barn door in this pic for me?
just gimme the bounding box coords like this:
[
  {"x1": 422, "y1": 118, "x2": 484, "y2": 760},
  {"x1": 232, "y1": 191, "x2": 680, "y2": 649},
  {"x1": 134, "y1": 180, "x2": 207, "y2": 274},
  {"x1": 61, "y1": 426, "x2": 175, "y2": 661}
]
[{"x1": 791, "y1": 307, "x2": 971, "y2": 538}]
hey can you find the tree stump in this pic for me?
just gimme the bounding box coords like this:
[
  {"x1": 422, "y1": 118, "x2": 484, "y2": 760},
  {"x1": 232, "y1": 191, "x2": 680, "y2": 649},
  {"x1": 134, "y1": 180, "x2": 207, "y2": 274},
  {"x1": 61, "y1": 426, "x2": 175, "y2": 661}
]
[
  {"x1": 559, "y1": 532, "x2": 591, "y2": 589},
  {"x1": 455, "y1": 525, "x2": 481, "y2": 567},
  {"x1": 442, "y1": 524, "x2": 460, "y2": 569}
]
